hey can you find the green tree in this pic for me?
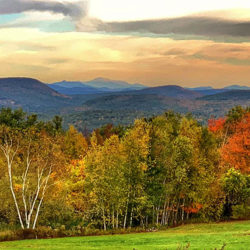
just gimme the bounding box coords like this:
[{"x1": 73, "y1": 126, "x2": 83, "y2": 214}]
[
  {"x1": 222, "y1": 168, "x2": 250, "y2": 218},
  {"x1": 122, "y1": 119, "x2": 151, "y2": 228}
]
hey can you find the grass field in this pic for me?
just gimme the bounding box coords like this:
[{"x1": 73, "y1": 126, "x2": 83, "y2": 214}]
[{"x1": 0, "y1": 221, "x2": 249, "y2": 250}]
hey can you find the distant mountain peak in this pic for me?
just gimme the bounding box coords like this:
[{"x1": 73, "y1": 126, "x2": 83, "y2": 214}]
[
  {"x1": 188, "y1": 86, "x2": 214, "y2": 90},
  {"x1": 84, "y1": 78, "x2": 146, "y2": 90},
  {"x1": 92, "y1": 77, "x2": 114, "y2": 82}
]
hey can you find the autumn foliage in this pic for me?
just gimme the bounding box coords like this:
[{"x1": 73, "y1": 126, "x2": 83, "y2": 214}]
[
  {"x1": 208, "y1": 118, "x2": 226, "y2": 133},
  {"x1": 184, "y1": 203, "x2": 203, "y2": 214},
  {"x1": 222, "y1": 113, "x2": 250, "y2": 174},
  {"x1": 209, "y1": 109, "x2": 250, "y2": 174},
  {"x1": 0, "y1": 107, "x2": 249, "y2": 234}
]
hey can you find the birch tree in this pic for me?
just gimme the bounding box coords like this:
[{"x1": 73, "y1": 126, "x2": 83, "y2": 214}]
[
  {"x1": 0, "y1": 126, "x2": 65, "y2": 229},
  {"x1": 82, "y1": 133, "x2": 127, "y2": 230}
]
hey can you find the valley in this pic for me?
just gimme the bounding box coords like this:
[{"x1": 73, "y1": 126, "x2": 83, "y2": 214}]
[{"x1": 0, "y1": 77, "x2": 249, "y2": 130}]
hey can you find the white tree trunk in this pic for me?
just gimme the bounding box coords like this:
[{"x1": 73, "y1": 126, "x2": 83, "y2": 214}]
[
  {"x1": 0, "y1": 140, "x2": 52, "y2": 229},
  {"x1": 0, "y1": 142, "x2": 24, "y2": 229}
]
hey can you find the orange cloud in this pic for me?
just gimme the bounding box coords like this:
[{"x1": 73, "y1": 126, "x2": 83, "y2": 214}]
[{"x1": 0, "y1": 28, "x2": 250, "y2": 87}]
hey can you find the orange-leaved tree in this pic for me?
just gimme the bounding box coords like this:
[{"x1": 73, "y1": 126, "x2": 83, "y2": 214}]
[
  {"x1": 209, "y1": 107, "x2": 250, "y2": 174},
  {"x1": 221, "y1": 112, "x2": 250, "y2": 174}
]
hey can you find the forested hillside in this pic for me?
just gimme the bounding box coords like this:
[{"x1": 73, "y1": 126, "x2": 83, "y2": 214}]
[
  {"x1": 0, "y1": 78, "x2": 249, "y2": 130},
  {"x1": 0, "y1": 78, "x2": 71, "y2": 112}
]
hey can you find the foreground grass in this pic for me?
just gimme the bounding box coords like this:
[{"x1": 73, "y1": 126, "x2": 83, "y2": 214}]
[{"x1": 0, "y1": 221, "x2": 249, "y2": 250}]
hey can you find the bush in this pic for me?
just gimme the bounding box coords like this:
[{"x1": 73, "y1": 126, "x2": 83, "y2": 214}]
[
  {"x1": 0, "y1": 230, "x2": 15, "y2": 242},
  {"x1": 38, "y1": 201, "x2": 80, "y2": 229},
  {"x1": 15, "y1": 229, "x2": 37, "y2": 240},
  {"x1": 232, "y1": 204, "x2": 250, "y2": 219}
]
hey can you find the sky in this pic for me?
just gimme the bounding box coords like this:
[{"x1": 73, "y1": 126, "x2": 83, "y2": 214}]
[{"x1": 0, "y1": 0, "x2": 250, "y2": 87}]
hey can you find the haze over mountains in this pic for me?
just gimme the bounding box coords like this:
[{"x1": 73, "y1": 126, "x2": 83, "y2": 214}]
[
  {"x1": 188, "y1": 85, "x2": 250, "y2": 96},
  {"x1": 49, "y1": 77, "x2": 250, "y2": 96},
  {"x1": 50, "y1": 78, "x2": 145, "y2": 95},
  {"x1": 0, "y1": 77, "x2": 249, "y2": 130}
]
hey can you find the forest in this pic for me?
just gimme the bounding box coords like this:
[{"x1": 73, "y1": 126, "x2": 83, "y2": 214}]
[{"x1": 0, "y1": 106, "x2": 249, "y2": 240}]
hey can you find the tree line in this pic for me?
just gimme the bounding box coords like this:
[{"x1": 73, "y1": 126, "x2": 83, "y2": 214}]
[{"x1": 0, "y1": 107, "x2": 249, "y2": 232}]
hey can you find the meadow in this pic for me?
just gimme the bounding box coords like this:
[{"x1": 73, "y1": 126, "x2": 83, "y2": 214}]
[{"x1": 0, "y1": 221, "x2": 249, "y2": 250}]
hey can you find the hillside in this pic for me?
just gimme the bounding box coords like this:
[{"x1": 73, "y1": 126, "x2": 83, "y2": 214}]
[
  {"x1": 135, "y1": 85, "x2": 202, "y2": 99},
  {"x1": 83, "y1": 94, "x2": 190, "y2": 112},
  {"x1": 188, "y1": 85, "x2": 250, "y2": 95},
  {"x1": 0, "y1": 78, "x2": 71, "y2": 112},
  {"x1": 0, "y1": 77, "x2": 249, "y2": 130},
  {"x1": 63, "y1": 93, "x2": 194, "y2": 130},
  {"x1": 224, "y1": 85, "x2": 250, "y2": 90},
  {"x1": 199, "y1": 90, "x2": 250, "y2": 101},
  {"x1": 65, "y1": 89, "x2": 250, "y2": 130},
  {"x1": 190, "y1": 88, "x2": 228, "y2": 96}
]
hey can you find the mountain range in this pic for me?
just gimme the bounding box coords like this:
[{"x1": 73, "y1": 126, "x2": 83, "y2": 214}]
[
  {"x1": 49, "y1": 78, "x2": 250, "y2": 97},
  {"x1": 187, "y1": 85, "x2": 250, "y2": 96},
  {"x1": 0, "y1": 77, "x2": 249, "y2": 130},
  {"x1": 49, "y1": 78, "x2": 145, "y2": 95}
]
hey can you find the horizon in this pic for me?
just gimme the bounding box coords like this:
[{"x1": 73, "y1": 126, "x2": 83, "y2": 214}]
[
  {"x1": 1, "y1": 75, "x2": 250, "y2": 89},
  {"x1": 0, "y1": 0, "x2": 250, "y2": 87}
]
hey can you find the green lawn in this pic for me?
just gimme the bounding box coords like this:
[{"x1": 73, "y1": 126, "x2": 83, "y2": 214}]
[{"x1": 0, "y1": 221, "x2": 249, "y2": 250}]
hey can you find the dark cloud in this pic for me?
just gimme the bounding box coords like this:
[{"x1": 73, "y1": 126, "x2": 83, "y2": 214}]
[
  {"x1": 1, "y1": 2, "x2": 249, "y2": 39},
  {"x1": 0, "y1": 0, "x2": 88, "y2": 20},
  {"x1": 96, "y1": 16, "x2": 250, "y2": 37}
]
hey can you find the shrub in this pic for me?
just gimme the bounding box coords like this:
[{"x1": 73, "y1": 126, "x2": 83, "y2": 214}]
[
  {"x1": 232, "y1": 204, "x2": 250, "y2": 219},
  {"x1": 15, "y1": 229, "x2": 37, "y2": 240},
  {"x1": 0, "y1": 230, "x2": 15, "y2": 242}
]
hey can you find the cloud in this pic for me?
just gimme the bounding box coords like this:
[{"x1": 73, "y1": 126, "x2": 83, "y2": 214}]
[
  {"x1": 0, "y1": 27, "x2": 250, "y2": 86},
  {"x1": 187, "y1": 43, "x2": 250, "y2": 66},
  {"x1": 46, "y1": 58, "x2": 70, "y2": 65},
  {"x1": 0, "y1": 0, "x2": 88, "y2": 20},
  {"x1": 163, "y1": 48, "x2": 187, "y2": 56},
  {"x1": 1, "y1": 2, "x2": 250, "y2": 39},
  {"x1": 93, "y1": 16, "x2": 250, "y2": 37}
]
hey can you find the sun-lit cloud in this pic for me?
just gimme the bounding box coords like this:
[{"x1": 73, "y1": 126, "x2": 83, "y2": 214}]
[
  {"x1": 89, "y1": 0, "x2": 250, "y2": 21},
  {"x1": 0, "y1": 1, "x2": 250, "y2": 86},
  {"x1": 0, "y1": 27, "x2": 250, "y2": 87}
]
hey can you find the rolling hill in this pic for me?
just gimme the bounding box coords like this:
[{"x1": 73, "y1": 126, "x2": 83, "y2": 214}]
[
  {"x1": 67, "y1": 87, "x2": 249, "y2": 130},
  {"x1": 0, "y1": 77, "x2": 249, "y2": 130},
  {"x1": 134, "y1": 85, "x2": 202, "y2": 99},
  {"x1": 188, "y1": 85, "x2": 250, "y2": 95},
  {"x1": 0, "y1": 77, "x2": 71, "y2": 112},
  {"x1": 224, "y1": 85, "x2": 250, "y2": 90},
  {"x1": 188, "y1": 88, "x2": 228, "y2": 96},
  {"x1": 83, "y1": 94, "x2": 190, "y2": 112},
  {"x1": 199, "y1": 90, "x2": 250, "y2": 101}
]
